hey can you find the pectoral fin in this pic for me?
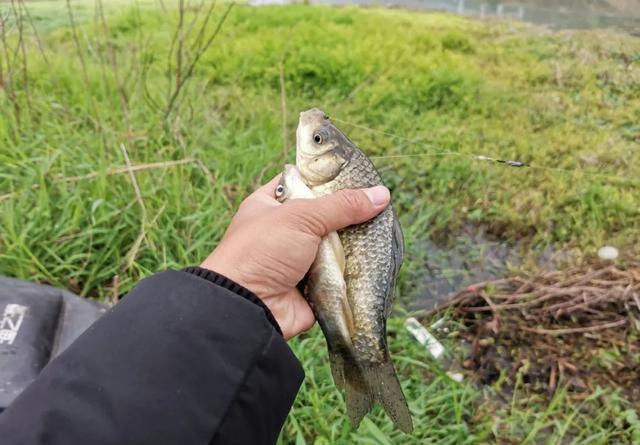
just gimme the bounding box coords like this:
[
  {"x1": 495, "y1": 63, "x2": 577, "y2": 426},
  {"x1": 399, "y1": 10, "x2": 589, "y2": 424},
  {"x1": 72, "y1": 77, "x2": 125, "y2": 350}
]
[
  {"x1": 325, "y1": 232, "x2": 353, "y2": 334},
  {"x1": 326, "y1": 232, "x2": 346, "y2": 275}
]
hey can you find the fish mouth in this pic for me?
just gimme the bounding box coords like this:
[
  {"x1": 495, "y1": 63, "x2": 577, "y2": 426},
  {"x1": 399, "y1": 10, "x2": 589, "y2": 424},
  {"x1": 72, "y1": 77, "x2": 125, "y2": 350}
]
[{"x1": 298, "y1": 108, "x2": 329, "y2": 127}]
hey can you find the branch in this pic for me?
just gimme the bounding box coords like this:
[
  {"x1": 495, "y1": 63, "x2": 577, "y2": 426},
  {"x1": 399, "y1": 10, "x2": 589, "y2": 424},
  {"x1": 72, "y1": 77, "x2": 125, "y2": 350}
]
[
  {"x1": 279, "y1": 59, "x2": 288, "y2": 158},
  {"x1": 0, "y1": 159, "x2": 196, "y2": 203},
  {"x1": 164, "y1": 2, "x2": 234, "y2": 119},
  {"x1": 520, "y1": 319, "x2": 627, "y2": 336},
  {"x1": 119, "y1": 144, "x2": 148, "y2": 271},
  {"x1": 20, "y1": 0, "x2": 49, "y2": 65}
]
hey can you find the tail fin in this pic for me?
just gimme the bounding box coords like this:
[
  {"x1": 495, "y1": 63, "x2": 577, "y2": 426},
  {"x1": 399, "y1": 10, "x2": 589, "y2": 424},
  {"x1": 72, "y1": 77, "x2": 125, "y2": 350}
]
[
  {"x1": 328, "y1": 350, "x2": 346, "y2": 390},
  {"x1": 328, "y1": 349, "x2": 375, "y2": 428},
  {"x1": 344, "y1": 360, "x2": 413, "y2": 433},
  {"x1": 344, "y1": 358, "x2": 373, "y2": 428}
]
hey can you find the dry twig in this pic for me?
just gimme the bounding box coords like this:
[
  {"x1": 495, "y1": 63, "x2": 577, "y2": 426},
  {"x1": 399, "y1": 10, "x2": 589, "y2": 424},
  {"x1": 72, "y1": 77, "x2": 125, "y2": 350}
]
[
  {"x1": 0, "y1": 158, "x2": 196, "y2": 203},
  {"x1": 279, "y1": 60, "x2": 288, "y2": 158},
  {"x1": 120, "y1": 144, "x2": 148, "y2": 271},
  {"x1": 430, "y1": 260, "x2": 640, "y2": 402}
]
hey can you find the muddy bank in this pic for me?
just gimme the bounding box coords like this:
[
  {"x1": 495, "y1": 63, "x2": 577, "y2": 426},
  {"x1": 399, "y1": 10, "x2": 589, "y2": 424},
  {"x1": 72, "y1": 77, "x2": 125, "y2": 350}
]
[{"x1": 425, "y1": 260, "x2": 640, "y2": 405}]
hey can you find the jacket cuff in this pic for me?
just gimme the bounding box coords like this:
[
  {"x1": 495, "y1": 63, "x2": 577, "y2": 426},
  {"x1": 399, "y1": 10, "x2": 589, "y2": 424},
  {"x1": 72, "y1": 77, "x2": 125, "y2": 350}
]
[{"x1": 182, "y1": 267, "x2": 283, "y2": 336}]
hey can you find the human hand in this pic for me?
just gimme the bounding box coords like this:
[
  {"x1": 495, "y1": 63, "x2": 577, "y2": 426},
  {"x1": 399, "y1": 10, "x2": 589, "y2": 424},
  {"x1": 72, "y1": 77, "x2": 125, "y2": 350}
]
[{"x1": 201, "y1": 175, "x2": 390, "y2": 340}]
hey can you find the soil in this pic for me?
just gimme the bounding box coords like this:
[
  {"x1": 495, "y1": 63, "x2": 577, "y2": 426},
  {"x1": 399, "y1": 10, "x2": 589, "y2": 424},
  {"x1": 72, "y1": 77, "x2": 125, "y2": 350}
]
[{"x1": 427, "y1": 259, "x2": 640, "y2": 405}]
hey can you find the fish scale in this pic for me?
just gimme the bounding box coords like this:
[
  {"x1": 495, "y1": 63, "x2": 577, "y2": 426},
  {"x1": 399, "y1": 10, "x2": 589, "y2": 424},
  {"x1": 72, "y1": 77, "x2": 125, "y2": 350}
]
[
  {"x1": 295, "y1": 108, "x2": 412, "y2": 433},
  {"x1": 313, "y1": 148, "x2": 395, "y2": 363}
]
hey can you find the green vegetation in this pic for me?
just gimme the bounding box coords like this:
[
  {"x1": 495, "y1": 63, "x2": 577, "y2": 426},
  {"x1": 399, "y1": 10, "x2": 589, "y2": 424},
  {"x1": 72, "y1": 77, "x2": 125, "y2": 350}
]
[{"x1": 1, "y1": 2, "x2": 639, "y2": 443}]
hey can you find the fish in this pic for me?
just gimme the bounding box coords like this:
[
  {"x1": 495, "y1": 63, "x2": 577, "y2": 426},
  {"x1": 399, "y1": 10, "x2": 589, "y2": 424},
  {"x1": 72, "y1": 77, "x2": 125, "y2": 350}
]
[
  {"x1": 275, "y1": 164, "x2": 356, "y2": 390},
  {"x1": 294, "y1": 108, "x2": 412, "y2": 433}
]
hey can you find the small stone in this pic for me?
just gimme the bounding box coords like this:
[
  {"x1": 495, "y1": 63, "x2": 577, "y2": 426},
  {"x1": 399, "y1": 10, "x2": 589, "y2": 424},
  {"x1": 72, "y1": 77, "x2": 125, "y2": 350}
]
[
  {"x1": 597, "y1": 246, "x2": 619, "y2": 260},
  {"x1": 478, "y1": 338, "x2": 495, "y2": 347},
  {"x1": 568, "y1": 376, "x2": 588, "y2": 391}
]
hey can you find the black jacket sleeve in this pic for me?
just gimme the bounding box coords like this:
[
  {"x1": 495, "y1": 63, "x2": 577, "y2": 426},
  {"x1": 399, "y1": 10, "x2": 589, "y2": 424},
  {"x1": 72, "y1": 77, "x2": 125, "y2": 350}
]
[{"x1": 0, "y1": 269, "x2": 304, "y2": 445}]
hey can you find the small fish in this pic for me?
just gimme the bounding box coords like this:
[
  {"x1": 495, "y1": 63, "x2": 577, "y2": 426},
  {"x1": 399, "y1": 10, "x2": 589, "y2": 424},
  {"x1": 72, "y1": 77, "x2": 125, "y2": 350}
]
[
  {"x1": 295, "y1": 108, "x2": 412, "y2": 433},
  {"x1": 276, "y1": 165, "x2": 355, "y2": 389}
]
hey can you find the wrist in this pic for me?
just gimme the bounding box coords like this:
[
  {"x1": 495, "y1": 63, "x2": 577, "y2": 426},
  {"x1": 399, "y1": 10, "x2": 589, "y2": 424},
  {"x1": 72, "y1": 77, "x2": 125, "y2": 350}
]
[
  {"x1": 183, "y1": 266, "x2": 283, "y2": 336},
  {"x1": 200, "y1": 250, "x2": 248, "y2": 290}
]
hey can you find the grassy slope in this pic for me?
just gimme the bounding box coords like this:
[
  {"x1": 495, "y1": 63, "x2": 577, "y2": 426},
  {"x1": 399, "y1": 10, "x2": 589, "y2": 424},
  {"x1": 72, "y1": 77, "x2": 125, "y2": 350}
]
[{"x1": 1, "y1": 2, "x2": 639, "y2": 443}]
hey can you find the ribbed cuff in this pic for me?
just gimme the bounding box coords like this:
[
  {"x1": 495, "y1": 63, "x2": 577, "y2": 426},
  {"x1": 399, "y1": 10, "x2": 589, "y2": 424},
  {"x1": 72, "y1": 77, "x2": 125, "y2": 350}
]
[{"x1": 182, "y1": 267, "x2": 283, "y2": 336}]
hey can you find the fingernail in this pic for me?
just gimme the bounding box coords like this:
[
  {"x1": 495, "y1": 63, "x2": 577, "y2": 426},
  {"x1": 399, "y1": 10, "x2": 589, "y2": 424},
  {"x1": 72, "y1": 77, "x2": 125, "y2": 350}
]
[{"x1": 364, "y1": 186, "x2": 390, "y2": 207}]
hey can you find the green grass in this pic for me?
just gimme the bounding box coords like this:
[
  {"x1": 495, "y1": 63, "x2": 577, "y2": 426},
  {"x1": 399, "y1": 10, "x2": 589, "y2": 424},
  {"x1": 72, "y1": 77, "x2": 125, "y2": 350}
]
[{"x1": 1, "y1": 2, "x2": 639, "y2": 443}]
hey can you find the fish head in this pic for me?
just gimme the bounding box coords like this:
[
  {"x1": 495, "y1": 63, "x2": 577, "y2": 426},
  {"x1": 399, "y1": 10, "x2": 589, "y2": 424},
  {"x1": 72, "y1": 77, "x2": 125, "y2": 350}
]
[
  {"x1": 275, "y1": 164, "x2": 310, "y2": 202},
  {"x1": 275, "y1": 177, "x2": 287, "y2": 203},
  {"x1": 296, "y1": 108, "x2": 353, "y2": 186}
]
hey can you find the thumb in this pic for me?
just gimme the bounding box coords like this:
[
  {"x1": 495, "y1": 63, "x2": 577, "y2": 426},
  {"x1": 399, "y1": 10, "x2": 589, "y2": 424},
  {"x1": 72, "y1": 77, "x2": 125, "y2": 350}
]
[{"x1": 290, "y1": 186, "x2": 390, "y2": 236}]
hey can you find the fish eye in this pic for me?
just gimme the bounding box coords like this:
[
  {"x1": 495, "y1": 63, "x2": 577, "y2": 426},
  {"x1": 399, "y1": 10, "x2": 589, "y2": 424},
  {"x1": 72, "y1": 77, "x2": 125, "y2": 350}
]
[
  {"x1": 275, "y1": 184, "x2": 285, "y2": 197},
  {"x1": 313, "y1": 133, "x2": 323, "y2": 144}
]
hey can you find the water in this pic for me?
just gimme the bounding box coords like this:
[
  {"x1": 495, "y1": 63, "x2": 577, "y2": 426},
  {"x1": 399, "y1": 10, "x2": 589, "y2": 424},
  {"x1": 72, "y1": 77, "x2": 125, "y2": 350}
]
[
  {"x1": 250, "y1": 0, "x2": 640, "y2": 34},
  {"x1": 407, "y1": 226, "x2": 572, "y2": 311}
]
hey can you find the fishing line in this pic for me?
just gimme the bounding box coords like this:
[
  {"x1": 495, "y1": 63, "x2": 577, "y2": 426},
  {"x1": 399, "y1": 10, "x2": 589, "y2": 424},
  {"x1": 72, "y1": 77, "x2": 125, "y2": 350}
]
[
  {"x1": 370, "y1": 152, "x2": 466, "y2": 160},
  {"x1": 332, "y1": 117, "x2": 640, "y2": 186},
  {"x1": 332, "y1": 118, "x2": 423, "y2": 145}
]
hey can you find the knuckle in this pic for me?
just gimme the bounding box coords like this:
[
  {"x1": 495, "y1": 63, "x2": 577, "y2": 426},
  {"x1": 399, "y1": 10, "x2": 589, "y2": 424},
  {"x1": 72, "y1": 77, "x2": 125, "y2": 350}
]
[
  {"x1": 299, "y1": 213, "x2": 328, "y2": 236},
  {"x1": 307, "y1": 216, "x2": 329, "y2": 236},
  {"x1": 338, "y1": 189, "x2": 367, "y2": 213},
  {"x1": 282, "y1": 202, "x2": 327, "y2": 235}
]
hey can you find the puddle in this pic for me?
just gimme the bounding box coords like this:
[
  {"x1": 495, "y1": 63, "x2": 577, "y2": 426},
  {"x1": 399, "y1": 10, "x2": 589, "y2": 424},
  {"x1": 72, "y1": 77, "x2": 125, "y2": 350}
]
[{"x1": 407, "y1": 226, "x2": 570, "y2": 311}]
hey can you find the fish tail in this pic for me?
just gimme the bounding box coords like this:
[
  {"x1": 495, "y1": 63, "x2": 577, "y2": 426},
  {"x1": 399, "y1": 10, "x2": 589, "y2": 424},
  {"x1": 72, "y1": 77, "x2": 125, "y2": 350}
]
[
  {"x1": 346, "y1": 360, "x2": 413, "y2": 433},
  {"x1": 344, "y1": 358, "x2": 373, "y2": 429},
  {"x1": 328, "y1": 350, "x2": 346, "y2": 390}
]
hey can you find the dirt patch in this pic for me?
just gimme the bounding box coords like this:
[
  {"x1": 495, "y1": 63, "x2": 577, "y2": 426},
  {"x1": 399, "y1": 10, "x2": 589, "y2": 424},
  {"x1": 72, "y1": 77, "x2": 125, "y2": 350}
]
[{"x1": 429, "y1": 260, "x2": 640, "y2": 405}]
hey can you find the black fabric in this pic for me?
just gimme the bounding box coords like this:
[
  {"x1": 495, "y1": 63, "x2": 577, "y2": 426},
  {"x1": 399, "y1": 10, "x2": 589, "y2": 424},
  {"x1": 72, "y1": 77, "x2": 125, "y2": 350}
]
[
  {"x1": 0, "y1": 277, "x2": 107, "y2": 412},
  {"x1": 0, "y1": 290, "x2": 62, "y2": 409},
  {"x1": 183, "y1": 266, "x2": 282, "y2": 336},
  {"x1": 0, "y1": 270, "x2": 304, "y2": 445}
]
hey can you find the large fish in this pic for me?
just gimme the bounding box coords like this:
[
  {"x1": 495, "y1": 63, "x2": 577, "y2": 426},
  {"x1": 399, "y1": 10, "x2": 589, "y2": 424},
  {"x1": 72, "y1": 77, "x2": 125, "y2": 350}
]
[{"x1": 294, "y1": 108, "x2": 412, "y2": 433}]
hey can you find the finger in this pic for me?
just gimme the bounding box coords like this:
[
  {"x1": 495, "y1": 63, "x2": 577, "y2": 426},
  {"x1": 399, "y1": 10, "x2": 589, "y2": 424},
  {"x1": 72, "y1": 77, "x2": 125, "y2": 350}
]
[
  {"x1": 267, "y1": 287, "x2": 316, "y2": 340},
  {"x1": 285, "y1": 288, "x2": 316, "y2": 340},
  {"x1": 286, "y1": 186, "x2": 390, "y2": 236}
]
